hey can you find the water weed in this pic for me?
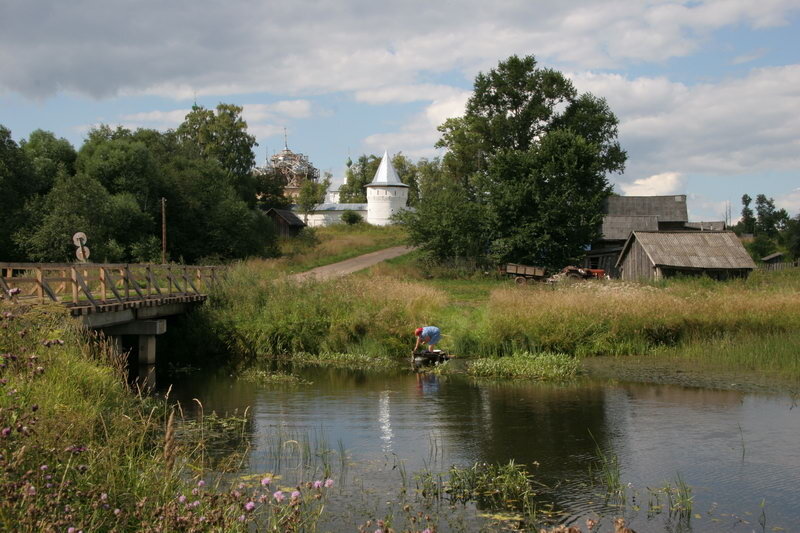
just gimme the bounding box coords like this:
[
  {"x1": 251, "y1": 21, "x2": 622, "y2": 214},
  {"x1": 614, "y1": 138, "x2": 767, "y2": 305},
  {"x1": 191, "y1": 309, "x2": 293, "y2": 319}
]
[{"x1": 467, "y1": 351, "x2": 579, "y2": 380}]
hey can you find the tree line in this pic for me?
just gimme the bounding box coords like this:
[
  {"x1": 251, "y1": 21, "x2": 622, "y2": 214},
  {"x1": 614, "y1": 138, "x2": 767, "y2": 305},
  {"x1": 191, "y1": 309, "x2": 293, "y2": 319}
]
[
  {"x1": 1, "y1": 104, "x2": 281, "y2": 264},
  {"x1": 734, "y1": 194, "x2": 800, "y2": 260}
]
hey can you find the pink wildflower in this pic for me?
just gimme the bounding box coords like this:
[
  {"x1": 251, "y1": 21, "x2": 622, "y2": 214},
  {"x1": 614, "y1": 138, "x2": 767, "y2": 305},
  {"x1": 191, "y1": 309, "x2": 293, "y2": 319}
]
[
  {"x1": 177, "y1": 495, "x2": 187, "y2": 504},
  {"x1": 324, "y1": 478, "x2": 334, "y2": 488},
  {"x1": 114, "y1": 509, "x2": 121, "y2": 516},
  {"x1": 197, "y1": 479, "x2": 206, "y2": 487},
  {"x1": 244, "y1": 501, "x2": 256, "y2": 512},
  {"x1": 273, "y1": 490, "x2": 285, "y2": 502},
  {"x1": 238, "y1": 514, "x2": 246, "y2": 522},
  {"x1": 261, "y1": 476, "x2": 271, "y2": 487},
  {"x1": 291, "y1": 490, "x2": 301, "y2": 500},
  {"x1": 313, "y1": 480, "x2": 322, "y2": 489}
]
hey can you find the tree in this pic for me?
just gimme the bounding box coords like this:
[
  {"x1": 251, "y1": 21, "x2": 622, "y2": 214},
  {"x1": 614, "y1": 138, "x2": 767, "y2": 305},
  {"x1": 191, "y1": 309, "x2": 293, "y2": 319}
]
[
  {"x1": 297, "y1": 173, "x2": 331, "y2": 223},
  {"x1": 20, "y1": 129, "x2": 77, "y2": 194},
  {"x1": 740, "y1": 194, "x2": 756, "y2": 234},
  {"x1": 339, "y1": 154, "x2": 380, "y2": 202},
  {"x1": 0, "y1": 126, "x2": 34, "y2": 260},
  {"x1": 340, "y1": 210, "x2": 363, "y2": 225},
  {"x1": 754, "y1": 194, "x2": 789, "y2": 237},
  {"x1": 176, "y1": 103, "x2": 257, "y2": 203},
  {"x1": 406, "y1": 54, "x2": 626, "y2": 266}
]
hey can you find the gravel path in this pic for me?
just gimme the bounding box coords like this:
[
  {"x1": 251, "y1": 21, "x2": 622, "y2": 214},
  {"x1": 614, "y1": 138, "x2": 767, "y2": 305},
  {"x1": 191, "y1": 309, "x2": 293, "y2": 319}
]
[{"x1": 289, "y1": 246, "x2": 414, "y2": 281}]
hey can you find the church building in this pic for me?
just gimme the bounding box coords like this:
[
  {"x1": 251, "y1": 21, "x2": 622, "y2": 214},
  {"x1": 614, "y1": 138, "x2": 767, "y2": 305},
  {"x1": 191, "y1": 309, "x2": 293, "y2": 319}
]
[{"x1": 301, "y1": 150, "x2": 410, "y2": 227}]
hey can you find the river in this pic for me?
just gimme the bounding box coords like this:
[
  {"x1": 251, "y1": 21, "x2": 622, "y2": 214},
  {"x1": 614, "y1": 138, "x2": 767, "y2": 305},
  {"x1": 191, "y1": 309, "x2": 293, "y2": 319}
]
[{"x1": 162, "y1": 362, "x2": 800, "y2": 532}]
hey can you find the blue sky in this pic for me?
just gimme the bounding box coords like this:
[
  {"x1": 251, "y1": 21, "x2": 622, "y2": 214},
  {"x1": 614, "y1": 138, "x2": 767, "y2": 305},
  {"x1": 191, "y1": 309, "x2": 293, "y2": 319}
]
[{"x1": 2, "y1": 0, "x2": 799, "y2": 222}]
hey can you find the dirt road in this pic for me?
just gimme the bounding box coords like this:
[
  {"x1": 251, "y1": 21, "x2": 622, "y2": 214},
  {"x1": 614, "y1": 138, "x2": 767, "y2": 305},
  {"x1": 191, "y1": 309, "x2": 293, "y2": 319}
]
[{"x1": 289, "y1": 246, "x2": 414, "y2": 281}]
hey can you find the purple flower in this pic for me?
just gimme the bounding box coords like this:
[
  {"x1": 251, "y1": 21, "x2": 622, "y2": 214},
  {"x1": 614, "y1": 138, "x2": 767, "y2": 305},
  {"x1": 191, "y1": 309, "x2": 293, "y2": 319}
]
[
  {"x1": 39, "y1": 465, "x2": 48, "y2": 471},
  {"x1": 68, "y1": 528, "x2": 76, "y2": 533},
  {"x1": 8, "y1": 288, "x2": 21, "y2": 296},
  {"x1": 191, "y1": 500, "x2": 200, "y2": 508},
  {"x1": 291, "y1": 490, "x2": 301, "y2": 500},
  {"x1": 422, "y1": 529, "x2": 432, "y2": 533},
  {"x1": 1, "y1": 428, "x2": 10, "y2": 437},
  {"x1": 244, "y1": 501, "x2": 255, "y2": 512},
  {"x1": 192, "y1": 488, "x2": 199, "y2": 495},
  {"x1": 177, "y1": 495, "x2": 187, "y2": 504},
  {"x1": 197, "y1": 479, "x2": 206, "y2": 487},
  {"x1": 324, "y1": 478, "x2": 334, "y2": 488},
  {"x1": 273, "y1": 490, "x2": 285, "y2": 503},
  {"x1": 313, "y1": 480, "x2": 322, "y2": 489},
  {"x1": 260, "y1": 476, "x2": 271, "y2": 487}
]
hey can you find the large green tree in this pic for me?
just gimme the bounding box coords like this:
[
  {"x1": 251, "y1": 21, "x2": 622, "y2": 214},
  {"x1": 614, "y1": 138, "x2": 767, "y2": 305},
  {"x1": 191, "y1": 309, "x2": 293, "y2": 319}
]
[
  {"x1": 20, "y1": 129, "x2": 77, "y2": 194},
  {"x1": 406, "y1": 55, "x2": 626, "y2": 266},
  {"x1": 0, "y1": 126, "x2": 34, "y2": 260},
  {"x1": 176, "y1": 104, "x2": 257, "y2": 204}
]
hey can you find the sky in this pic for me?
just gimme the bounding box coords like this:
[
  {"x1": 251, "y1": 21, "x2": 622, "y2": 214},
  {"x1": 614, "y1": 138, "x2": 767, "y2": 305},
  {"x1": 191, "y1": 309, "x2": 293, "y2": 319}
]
[{"x1": 1, "y1": 0, "x2": 799, "y2": 222}]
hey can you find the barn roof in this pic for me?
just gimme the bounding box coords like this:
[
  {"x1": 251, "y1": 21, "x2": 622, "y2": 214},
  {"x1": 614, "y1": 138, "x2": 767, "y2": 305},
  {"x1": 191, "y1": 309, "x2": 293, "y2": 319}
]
[
  {"x1": 604, "y1": 195, "x2": 688, "y2": 222},
  {"x1": 266, "y1": 208, "x2": 306, "y2": 227},
  {"x1": 761, "y1": 252, "x2": 784, "y2": 262},
  {"x1": 616, "y1": 231, "x2": 756, "y2": 270},
  {"x1": 601, "y1": 215, "x2": 659, "y2": 240}
]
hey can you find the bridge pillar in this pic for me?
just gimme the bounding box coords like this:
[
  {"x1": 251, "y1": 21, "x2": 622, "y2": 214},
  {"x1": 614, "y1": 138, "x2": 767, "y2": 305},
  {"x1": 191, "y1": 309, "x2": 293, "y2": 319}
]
[{"x1": 139, "y1": 335, "x2": 157, "y2": 365}]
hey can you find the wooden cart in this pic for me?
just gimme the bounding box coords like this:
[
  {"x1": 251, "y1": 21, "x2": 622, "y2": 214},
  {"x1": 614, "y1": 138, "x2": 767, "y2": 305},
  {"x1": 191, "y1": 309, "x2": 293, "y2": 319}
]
[{"x1": 500, "y1": 263, "x2": 547, "y2": 285}]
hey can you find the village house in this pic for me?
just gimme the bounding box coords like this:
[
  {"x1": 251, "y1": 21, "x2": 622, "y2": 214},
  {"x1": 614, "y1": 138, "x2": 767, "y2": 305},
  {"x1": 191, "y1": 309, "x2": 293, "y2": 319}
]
[
  {"x1": 615, "y1": 231, "x2": 755, "y2": 281},
  {"x1": 584, "y1": 195, "x2": 727, "y2": 277}
]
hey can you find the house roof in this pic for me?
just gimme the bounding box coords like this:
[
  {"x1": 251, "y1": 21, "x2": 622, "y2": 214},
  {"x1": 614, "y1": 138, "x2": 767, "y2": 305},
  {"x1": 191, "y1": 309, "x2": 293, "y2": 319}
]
[
  {"x1": 366, "y1": 150, "x2": 409, "y2": 188},
  {"x1": 604, "y1": 195, "x2": 688, "y2": 222},
  {"x1": 266, "y1": 208, "x2": 306, "y2": 227},
  {"x1": 616, "y1": 231, "x2": 756, "y2": 270},
  {"x1": 761, "y1": 252, "x2": 784, "y2": 262},
  {"x1": 601, "y1": 215, "x2": 659, "y2": 240}
]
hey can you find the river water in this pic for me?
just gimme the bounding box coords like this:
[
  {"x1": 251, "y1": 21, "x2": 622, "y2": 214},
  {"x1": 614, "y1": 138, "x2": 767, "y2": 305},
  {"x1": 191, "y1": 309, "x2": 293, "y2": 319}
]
[{"x1": 164, "y1": 363, "x2": 800, "y2": 532}]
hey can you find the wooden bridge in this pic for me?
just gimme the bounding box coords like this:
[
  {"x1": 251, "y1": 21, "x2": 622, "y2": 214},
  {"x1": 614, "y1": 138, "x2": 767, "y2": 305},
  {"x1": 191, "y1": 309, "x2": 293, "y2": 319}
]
[{"x1": 1, "y1": 263, "x2": 223, "y2": 372}]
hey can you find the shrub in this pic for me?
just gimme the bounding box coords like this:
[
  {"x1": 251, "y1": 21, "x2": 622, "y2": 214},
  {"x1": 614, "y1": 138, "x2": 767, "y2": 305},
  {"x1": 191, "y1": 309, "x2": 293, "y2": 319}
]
[{"x1": 340, "y1": 210, "x2": 363, "y2": 225}]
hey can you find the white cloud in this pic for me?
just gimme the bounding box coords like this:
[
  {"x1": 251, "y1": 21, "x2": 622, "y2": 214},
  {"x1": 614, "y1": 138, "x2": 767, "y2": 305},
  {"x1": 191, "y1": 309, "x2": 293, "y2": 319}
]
[
  {"x1": 731, "y1": 47, "x2": 768, "y2": 65},
  {"x1": 362, "y1": 89, "x2": 470, "y2": 158},
  {"x1": 619, "y1": 172, "x2": 685, "y2": 196},
  {"x1": 776, "y1": 187, "x2": 800, "y2": 216},
  {"x1": 2, "y1": 1, "x2": 798, "y2": 99},
  {"x1": 571, "y1": 65, "x2": 800, "y2": 180}
]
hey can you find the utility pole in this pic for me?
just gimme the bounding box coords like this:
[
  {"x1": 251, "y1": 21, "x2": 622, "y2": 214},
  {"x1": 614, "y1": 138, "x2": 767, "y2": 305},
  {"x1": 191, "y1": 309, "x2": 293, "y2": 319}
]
[{"x1": 161, "y1": 197, "x2": 167, "y2": 264}]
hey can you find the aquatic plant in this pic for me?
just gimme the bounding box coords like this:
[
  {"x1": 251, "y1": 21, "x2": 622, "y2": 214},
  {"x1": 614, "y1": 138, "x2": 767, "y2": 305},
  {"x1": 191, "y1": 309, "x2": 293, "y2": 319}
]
[
  {"x1": 238, "y1": 367, "x2": 312, "y2": 385},
  {"x1": 466, "y1": 351, "x2": 579, "y2": 380}
]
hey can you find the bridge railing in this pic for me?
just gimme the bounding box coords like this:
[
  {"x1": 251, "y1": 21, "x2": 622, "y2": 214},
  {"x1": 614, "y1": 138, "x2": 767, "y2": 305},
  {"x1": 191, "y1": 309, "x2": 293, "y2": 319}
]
[{"x1": 0, "y1": 263, "x2": 224, "y2": 308}]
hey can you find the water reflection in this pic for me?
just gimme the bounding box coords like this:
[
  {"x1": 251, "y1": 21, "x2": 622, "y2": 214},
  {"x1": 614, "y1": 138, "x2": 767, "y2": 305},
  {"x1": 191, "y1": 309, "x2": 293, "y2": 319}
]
[{"x1": 161, "y1": 366, "x2": 800, "y2": 531}]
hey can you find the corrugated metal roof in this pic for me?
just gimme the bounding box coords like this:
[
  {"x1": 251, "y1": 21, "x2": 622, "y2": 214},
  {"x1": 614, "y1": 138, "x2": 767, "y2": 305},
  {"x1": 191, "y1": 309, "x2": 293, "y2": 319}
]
[
  {"x1": 366, "y1": 150, "x2": 409, "y2": 188},
  {"x1": 617, "y1": 231, "x2": 755, "y2": 269},
  {"x1": 601, "y1": 215, "x2": 659, "y2": 240},
  {"x1": 604, "y1": 195, "x2": 688, "y2": 222},
  {"x1": 302, "y1": 203, "x2": 368, "y2": 212}
]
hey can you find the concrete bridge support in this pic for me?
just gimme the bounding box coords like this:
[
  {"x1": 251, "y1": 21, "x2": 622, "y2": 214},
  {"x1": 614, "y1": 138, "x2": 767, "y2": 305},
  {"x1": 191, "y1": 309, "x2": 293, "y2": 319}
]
[{"x1": 104, "y1": 319, "x2": 167, "y2": 365}]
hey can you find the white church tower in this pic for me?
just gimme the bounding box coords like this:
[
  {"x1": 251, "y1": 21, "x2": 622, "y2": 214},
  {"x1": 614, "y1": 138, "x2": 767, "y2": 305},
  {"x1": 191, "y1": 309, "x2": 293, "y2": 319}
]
[{"x1": 366, "y1": 150, "x2": 409, "y2": 226}]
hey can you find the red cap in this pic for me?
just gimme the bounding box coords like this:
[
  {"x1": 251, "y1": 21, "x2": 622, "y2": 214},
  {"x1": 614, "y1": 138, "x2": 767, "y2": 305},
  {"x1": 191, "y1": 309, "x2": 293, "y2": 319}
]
[{"x1": 415, "y1": 328, "x2": 423, "y2": 336}]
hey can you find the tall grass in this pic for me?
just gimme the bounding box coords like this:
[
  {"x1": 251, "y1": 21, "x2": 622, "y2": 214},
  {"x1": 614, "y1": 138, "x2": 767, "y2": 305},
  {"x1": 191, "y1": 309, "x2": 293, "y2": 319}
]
[
  {"x1": 453, "y1": 276, "x2": 800, "y2": 358},
  {"x1": 202, "y1": 261, "x2": 447, "y2": 360},
  {"x1": 466, "y1": 351, "x2": 579, "y2": 380}
]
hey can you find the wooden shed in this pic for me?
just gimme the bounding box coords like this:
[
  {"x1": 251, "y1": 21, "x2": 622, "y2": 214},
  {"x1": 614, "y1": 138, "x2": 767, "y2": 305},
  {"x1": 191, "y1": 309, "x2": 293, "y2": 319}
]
[
  {"x1": 616, "y1": 231, "x2": 756, "y2": 281},
  {"x1": 265, "y1": 208, "x2": 306, "y2": 238}
]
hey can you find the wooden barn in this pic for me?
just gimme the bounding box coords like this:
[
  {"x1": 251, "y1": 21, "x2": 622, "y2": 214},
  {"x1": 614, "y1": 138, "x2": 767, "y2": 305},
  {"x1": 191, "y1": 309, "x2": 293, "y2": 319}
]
[
  {"x1": 616, "y1": 231, "x2": 755, "y2": 281},
  {"x1": 265, "y1": 208, "x2": 306, "y2": 238}
]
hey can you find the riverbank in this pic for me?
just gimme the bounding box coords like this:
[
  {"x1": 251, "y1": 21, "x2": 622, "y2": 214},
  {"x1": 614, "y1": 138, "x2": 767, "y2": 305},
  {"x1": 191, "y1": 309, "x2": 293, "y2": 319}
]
[{"x1": 193, "y1": 254, "x2": 800, "y2": 382}]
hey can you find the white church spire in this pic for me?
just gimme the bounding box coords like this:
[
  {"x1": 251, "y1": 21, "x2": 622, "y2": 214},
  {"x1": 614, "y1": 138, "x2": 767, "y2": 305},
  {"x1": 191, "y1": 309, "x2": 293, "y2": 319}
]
[{"x1": 369, "y1": 150, "x2": 407, "y2": 187}]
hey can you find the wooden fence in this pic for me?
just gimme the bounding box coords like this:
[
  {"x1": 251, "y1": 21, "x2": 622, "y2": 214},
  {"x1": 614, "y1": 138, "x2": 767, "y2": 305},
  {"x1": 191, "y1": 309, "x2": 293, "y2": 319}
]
[
  {"x1": 758, "y1": 260, "x2": 800, "y2": 271},
  {"x1": 0, "y1": 263, "x2": 224, "y2": 308}
]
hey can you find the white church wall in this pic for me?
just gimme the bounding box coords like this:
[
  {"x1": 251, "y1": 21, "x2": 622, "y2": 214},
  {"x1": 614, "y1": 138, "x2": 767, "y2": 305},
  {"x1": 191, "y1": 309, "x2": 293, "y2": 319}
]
[
  {"x1": 366, "y1": 186, "x2": 409, "y2": 226},
  {"x1": 305, "y1": 209, "x2": 368, "y2": 227}
]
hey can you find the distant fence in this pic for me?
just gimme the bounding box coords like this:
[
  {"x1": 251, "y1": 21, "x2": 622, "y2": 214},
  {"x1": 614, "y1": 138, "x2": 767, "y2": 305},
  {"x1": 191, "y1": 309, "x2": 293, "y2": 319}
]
[
  {"x1": 0, "y1": 263, "x2": 224, "y2": 308},
  {"x1": 758, "y1": 260, "x2": 800, "y2": 271}
]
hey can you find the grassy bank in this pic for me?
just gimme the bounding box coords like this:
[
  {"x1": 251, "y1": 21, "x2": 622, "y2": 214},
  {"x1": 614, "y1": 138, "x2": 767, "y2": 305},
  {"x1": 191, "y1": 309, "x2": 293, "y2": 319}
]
[
  {"x1": 191, "y1": 255, "x2": 800, "y2": 380},
  {"x1": 0, "y1": 304, "x2": 337, "y2": 531}
]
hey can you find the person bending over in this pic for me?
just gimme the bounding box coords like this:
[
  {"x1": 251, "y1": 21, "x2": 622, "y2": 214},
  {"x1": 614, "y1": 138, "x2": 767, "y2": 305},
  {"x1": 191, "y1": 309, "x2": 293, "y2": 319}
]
[{"x1": 414, "y1": 326, "x2": 441, "y2": 352}]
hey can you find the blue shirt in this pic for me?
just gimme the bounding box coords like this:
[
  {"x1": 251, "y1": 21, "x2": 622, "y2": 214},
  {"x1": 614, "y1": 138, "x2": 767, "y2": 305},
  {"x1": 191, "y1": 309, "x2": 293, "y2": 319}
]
[{"x1": 420, "y1": 326, "x2": 441, "y2": 343}]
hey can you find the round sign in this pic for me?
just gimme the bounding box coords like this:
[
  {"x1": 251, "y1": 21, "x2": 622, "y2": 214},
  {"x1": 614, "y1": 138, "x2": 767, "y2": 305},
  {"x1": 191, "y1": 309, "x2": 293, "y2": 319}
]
[
  {"x1": 72, "y1": 232, "x2": 88, "y2": 246},
  {"x1": 76, "y1": 246, "x2": 90, "y2": 262}
]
